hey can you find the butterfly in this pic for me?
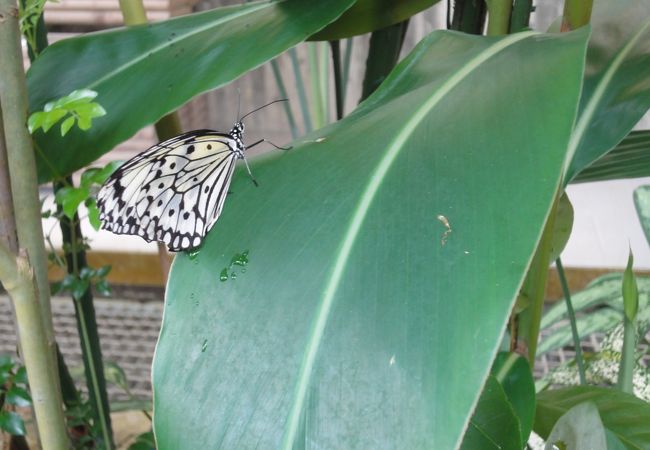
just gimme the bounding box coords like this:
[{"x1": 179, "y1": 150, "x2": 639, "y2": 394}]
[{"x1": 97, "y1": 100, "x2": 287, "y2": 252}]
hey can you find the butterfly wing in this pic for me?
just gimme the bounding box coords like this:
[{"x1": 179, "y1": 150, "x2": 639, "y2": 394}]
[{"x1": 97, "y1": 130, "x2": 240, "y2": 251}]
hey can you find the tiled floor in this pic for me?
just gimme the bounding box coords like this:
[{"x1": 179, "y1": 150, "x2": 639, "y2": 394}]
[{"x1": 0, "y1": 291, "x2": 642, "y2": 403}]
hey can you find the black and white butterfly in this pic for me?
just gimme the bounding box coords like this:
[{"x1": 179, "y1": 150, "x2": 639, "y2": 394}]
[{"x1": 97, "y1": 100, "x2": 287, "y2": 252}]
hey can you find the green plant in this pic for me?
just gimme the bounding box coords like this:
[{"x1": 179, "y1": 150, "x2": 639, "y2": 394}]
[
  {"x1": 1, "y1": 0, "x2": 648, "y2": 448},
  {"x1": 0, "y1": 356, "x2": 31, "y2": 437}
]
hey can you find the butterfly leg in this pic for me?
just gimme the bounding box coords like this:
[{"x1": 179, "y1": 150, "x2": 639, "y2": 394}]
[{"x1": 242, "y1": 157, "x2": 259, "y2": 187}]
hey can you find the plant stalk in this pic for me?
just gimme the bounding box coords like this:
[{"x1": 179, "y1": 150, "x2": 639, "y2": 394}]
[
  {"x1": 330, "y1": 40, "x2": 344, "y2": 120},
  {"x1": 555, "y1": 257, "x2": 586, "y2": 384},
  {"x1": 307, "y1": 43, "x2": 325, "y2": 129},
  {"x1": 0, "y1": 106, "x2": 17, "y2": 254},
  {"x1": 55, "y1": 178, "x2": 114, "y2": 449},
  {"x1": 360, "y1": 20, "x2": 409, "y2": 102},
  {"x1": 341, "y1": 38, "x2": 354, "y2": 104},
  {"x1": 561, "y1": 0, "x2": 594, "y2": 31},
  {"x1": 618, "y1": 316, "x2": 637, "y2": 394},
  {"x1": 509, "y1": 0, "x2": 533, "y2": 32},
  {"x1": 517, "y1": 191, "x2": 560, "y2": 361},
  {"x1": 0, "y1": 244, "x2": 69, "y2": 449},
  {"x1": 0, "y1": 0, "x2": 57, "y2": 358},
  {"x1": 270, "y1": 59, "x2": 298, "y2": 139},
  {"x1": 120, "y1": 0, "x2": 177, "y2": 283},
  {"x1": 449, "y1": 0, "x2": 488, "y2": 34},
  {"x1": 486, "y1": 0, "x2": 513, "y2": 35},
  {"x1": 289, "y1": 47, "x2": 312, "y2": 133}
]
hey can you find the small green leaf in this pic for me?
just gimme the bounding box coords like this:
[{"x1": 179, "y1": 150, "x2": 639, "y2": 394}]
[
  {"x1": 27, "y1": 111, "x2": 46, "y2": 133},
  {"x1": 129, "y1": 430, "x2": 156, "y2": 450},
  {"x1": 74, "y1": 102, "x2": 107, "y2": 118},
  {"x1": 0, "y1": 356, "x2": 13, "y2": 384},
  {"x1": 104, "y1": 361, "x2": 129, "y2": 391},
  {"x1": 48, "y1": 89, "x2": 97, "y2": 110},
  {"x1": 96, "y1": 265, "x2": 112, "y2": 278},
  {"x1": 85, "y1": 198, "x2": 101, "y2": 230},
  {"x1": 6, "y1": 386, "x2": 32, "y2": 407},
  {"x1": 81, "y1": 161, "x2": 122, "y2": 188},
  {"x1": 623, "y1": 250, "x2": 638, "y2": 322},
  {"x1": 14, "y1": 366, "x2": 28, "y2": 385},
  {"x1": 40, "y1": 109, "x2": 68, "y2": 133},
  {"x1": 77, "y1": 114, "x2": 92, "y2": 131},
  {"x1": 0, "y1": 411, "x2": 26, "y2": 436},
  {"x1": 60, "y1": 116, "x2": 75, "y2": 136},
  {"x1": 70, "y1": 278, "x2": 90, "y2": 300},
  {"x1": 55, "y1": 186, "x2": 89, "y2": 219},
  {"x1": 95, "y1": 279, "x2": 112, "y2": 296},
  {"x1": 79, "y1": 267, "x2": 94, "y2": 280}
]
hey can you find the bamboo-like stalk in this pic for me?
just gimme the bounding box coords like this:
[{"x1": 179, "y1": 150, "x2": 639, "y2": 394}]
[
  {"x1": 0, "y1": 106, "x2": 17, "y2": 253},
  {"x1": 290, "y1": 47, "x2": 313, "y2": 133},
  {"x1": 485, "y1": 0, "x2": 513, "y2": 35},
  {"x1": 330, "y1": 40, "x2": 344, "y2": 120},
  {"x1": 307, "y1": 43, "x2": 325, "y2": 129},
  {"x1": 0, "y1": 245, "x2": 69, "y2": 449},
  {"x1": 561, "y1": 0, "x2": 594, "y2": 31},
  {"x1": 341, "y1": 38, "x2": 354, "y2": 105},
  {"x1": 360, "y1": 20, "x2": 409, "y2": 102},
  {"x1": 449, "y1": 0, "x2": 488, "y2": 34},
  {"x1": 517, "y1": 191, "x2": 560, "y2": 361},
  {"x1": 0, "y1": 0, "x2": 57, "y2": 360},
  {"x1": 510, "y1": 0, "x2": 533, "y2": 32},
  {"x1": 118, "y1": 0, "x2": 176, "y2": 284},
  {"x1": 270, "y1": 59, "x2": 299, "y2": 139}
]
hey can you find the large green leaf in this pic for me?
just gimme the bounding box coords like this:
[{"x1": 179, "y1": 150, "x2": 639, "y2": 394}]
[
  {"x1": 459, "y1": 376, "x2": 521, "y2": 450},
  {"x1": 27, "y1": 0, "x2": 355, "y2": 183},
  {"x1": 153, "y1": 29, "x2": 588, "y2": 448},
  {"x1": 565, "y1": 0, "x2": 650, "y2": 182},
  {"x1": 309, "y1": 0, "x2": 440, "y2": 41},
  {"x1": 492, "y1": 353, "x2": 536, "y2": 446},
  {"x1": 545, "y1": 402, "x2": 607, "y2": 450},
  {"x1": 572, "y1": 131, "x2": 650, "y2": 183},
  {"x1": 536, "y1": 387, "x2": 650, "y2": 449}
]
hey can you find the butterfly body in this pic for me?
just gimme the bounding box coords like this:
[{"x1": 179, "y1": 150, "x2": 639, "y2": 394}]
[{"x1": 97, "y1": 122, "x2": 247, "y2": 252}]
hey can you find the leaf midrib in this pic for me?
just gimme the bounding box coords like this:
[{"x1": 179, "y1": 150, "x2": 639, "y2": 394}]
[
  {"x1": 87, "y1": 1, "x2": 274, "y2": 91},
  {"x1": 281, "y1": 30, "x2": 537, "y2": 449}
]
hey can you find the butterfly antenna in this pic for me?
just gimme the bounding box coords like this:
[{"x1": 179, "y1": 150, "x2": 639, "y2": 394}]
[
  {"x1": 239, "y1": 99, "x2": 288, "y2": 122},
  {"x1": 236, "y1": 87, "x2": 241, "y2": 124}
]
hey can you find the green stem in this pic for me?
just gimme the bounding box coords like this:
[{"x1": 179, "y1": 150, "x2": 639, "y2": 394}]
[
  {"x1": 318, "y1": 42, "x2": 330, "y2": 125},
  {"x1": 555, "y1": 257, "x2": 586, "y2": 385},
  {"x1": 0, "y1": 0, "x2": 57, "y2": 362},
  {"x1": 518, "y1": 192, "x2": 560, "y2": 361},
  {"x1": 307, "y1": 43, "x2": 324, "y2": 129},
  {"x1": 561, "y1": 0, "x2": 594, "y2": 31},
  {"x1": 486, "y1": 0, "x2": 513, "y2": 35},
  {"x1": 0, "y1": 244, "x2": 69, "y2": 450},
  {"x1": 449, "y1": 0, "x2": 488, "y2": 34},
  {"x1": 55, "y1": 180, "x2": 113, "y2": 449},
  {"x1": 617, "y1": 316, "x2": 637, "y2": 394},
  {"x1": 289, "y1": 47, "x2": 312, "y2": 133},
  {"x1": 341, "y1": 38, "x2": 354, "y2": 104},
  {"x1": 509, "y1": 0, "x2": 533, "y2": 32},
  {"x1": 330, "y1": 40, "x2": 344, "y2": 120},
  {"x1": 360, "y1": 20, "x2": 409, "y2": 102},
  {"x1": 270, "y1": 59, "x2": 298, "y2": 139}
]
